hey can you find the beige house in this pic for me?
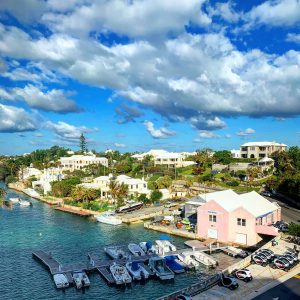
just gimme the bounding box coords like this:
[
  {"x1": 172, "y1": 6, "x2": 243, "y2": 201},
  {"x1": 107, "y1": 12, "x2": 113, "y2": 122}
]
[
  {"x1": 115, "y1": 175, "x2": 150, "y2": 197},
  {"x1": 80, "y1": 175, "x2": 111, "y2": 199},
  {"x1": 60, "y1": 154, "x2": 108, "y2": 171},
  {"x1": 240, "y1": 142, "x2": 287, "y2": 159}
]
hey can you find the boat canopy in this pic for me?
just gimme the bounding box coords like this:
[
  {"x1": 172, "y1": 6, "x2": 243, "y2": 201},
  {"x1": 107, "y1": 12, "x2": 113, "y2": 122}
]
[
  {"x1": 146, "y1": 241, "x2": 152, "y2": 250},
  {"x1": 132, "y1": 261, "x2": 139, "y2": 271},
  {"x1": 159, "y1": 235, "x2": 171, "y2": 240}
]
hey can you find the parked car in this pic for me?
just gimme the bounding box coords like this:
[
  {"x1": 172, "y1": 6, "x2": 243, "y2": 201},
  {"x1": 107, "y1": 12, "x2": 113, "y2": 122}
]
[
  {"x1": 256, "y1": 249, "x2": 274, "y2": 261},
  {"x1": 260, "y1": 190, "x2": 272, "y2": 197},
  {"x1": 231, "y1": 269, "x2": 253, "y2": 282},
  {"x1": 270, "y1": 257, "x2": 290, "y2": 271},
  {"x1": 219, "y1": 274, "x2": 239, "y2": 290},
  {"x1": 282, "y1": 254, "x2": 297, "y2": 266},
  {"x1": 251, "y1": 254, "x2": 268, "y2": 266}
]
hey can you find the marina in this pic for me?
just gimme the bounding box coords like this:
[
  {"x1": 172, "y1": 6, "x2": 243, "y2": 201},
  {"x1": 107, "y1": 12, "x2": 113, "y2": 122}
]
[{"x1": 1, "y1": 183, "x2": 243, "y2": 300}]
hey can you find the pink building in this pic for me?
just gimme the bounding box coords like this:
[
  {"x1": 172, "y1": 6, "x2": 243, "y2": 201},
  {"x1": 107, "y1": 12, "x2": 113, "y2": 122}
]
[{"x1": 197, "y1": 190, "x2": 281, "y2": 246}]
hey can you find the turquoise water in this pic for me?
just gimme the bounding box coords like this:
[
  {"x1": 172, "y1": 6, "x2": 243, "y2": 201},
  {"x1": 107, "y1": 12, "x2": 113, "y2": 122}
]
[{"x1": 0, "y1": 182, "x2": 201, "y2": 300}]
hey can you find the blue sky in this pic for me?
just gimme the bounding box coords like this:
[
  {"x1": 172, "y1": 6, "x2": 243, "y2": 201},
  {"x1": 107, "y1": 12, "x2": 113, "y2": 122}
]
[{"x1": 0, "y1": 0, "x2": 299, "y2": 155}]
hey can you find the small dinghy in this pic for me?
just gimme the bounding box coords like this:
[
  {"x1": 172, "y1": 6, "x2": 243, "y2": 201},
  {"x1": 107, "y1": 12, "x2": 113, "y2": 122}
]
[
  {"x1": 126, "y1": 261, "x2": 150, "y2": 281},
  {"x1": 149, "y1": 257, "x2": 174, "y2": 280},
  {"x1": 9, "y1": 197, "x2": 20, "y2": 203},
  {"x1": 128, "y1": 243, "x2": 146, "y2": 257},
  {"x1": 110, "y1": 262, "x2": 132, "y2": 285},
  {"x1": 73, "y1": 272, "x2": 83, "y2": 289},
  {"x1": 19, "y1": 199, "x2": 32, "y2": 206},
  {"x1": 53, "y1": 274, "x2": 69, "y2": 289},
  {"x1": 177, "y1": 252, "x2": 200, "y2": 269},
  {"x1": 164, "y1": 255, "x2": 186, "y2": 274},
  {"x1": 104, "y1": 246, "x2": 128, "y2": 259}
]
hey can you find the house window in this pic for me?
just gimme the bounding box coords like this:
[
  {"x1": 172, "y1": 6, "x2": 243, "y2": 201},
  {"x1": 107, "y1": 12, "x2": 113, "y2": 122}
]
[
  {"x1": 237, "y1": 218, "x2": 246, "y2": 226},
  {"x1": 209, "y1": 214, "x2": 217, "y2": 222}
]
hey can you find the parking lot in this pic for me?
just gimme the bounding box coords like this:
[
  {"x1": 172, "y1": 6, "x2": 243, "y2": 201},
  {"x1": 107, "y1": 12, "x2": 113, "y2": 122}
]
[{"x1": 193, "y1": 239, "x2": 300, "y2": 300}]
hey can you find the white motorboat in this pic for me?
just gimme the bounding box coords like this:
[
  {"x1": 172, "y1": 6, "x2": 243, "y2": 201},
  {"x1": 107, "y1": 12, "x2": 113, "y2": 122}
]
[
  {"x1": 139, "y1": 241, "x2": 158, "y2": 255},
  {"x1": 82, "y1": 272, "x2": 90, "y2": 287},
  {"x1": 110, "y1": 262, "x2": 132, "y2": 285},
  {"x1": 9, "y1": 197, "x2": 20, "y2": 203},
  {"x1": 126, "y1": 261, "x2": 150, "y2": 280},
  {"x1": 177, "y1": 252, "x2": 201, "y2": 269},
  {"x1": 73, "y1": 272, "x2": 83, "y2": 289},
  {"x1": 104, "y1": 246, "x2": 128, "y2": 259},
  {"x1": 95, "y1": 211, "x2": 122, "y2": 225},
  {"x1": 155, "y1": 240, "x2": 176, "y2": 254},
  {"x1": 128, "y1": 243, "x2": 146, "y2": 257},
  {"x1": 149, "y1": 257, "x2": 174, "y2": 280},
  {"x1": 188, "y1": 251, "x2": 218, "y2": 268},
  {"x1": 19, "y1": 199, "x2": 32, "y2": 206},
  {"x1": 53, "y1": 274, "x2": 69, "y2": 289}
]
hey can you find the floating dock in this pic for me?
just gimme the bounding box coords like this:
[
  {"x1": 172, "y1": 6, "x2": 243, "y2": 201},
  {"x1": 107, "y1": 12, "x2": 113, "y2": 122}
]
[
  {"x1": 32, "y1": 250, "x2": 61, "y2": 273},
  {"x1": 96, "y1": 266, "x2": 115, "y2": 284}
]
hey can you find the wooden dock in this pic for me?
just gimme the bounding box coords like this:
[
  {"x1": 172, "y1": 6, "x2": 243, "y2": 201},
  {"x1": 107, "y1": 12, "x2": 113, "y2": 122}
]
[
  {"x1": 55, "y1": 206, "x2": 92, "y2": 217},
  {"x1": 96, "y1": 266, "x2": 115, "y2": 284},
  {"x1": 32, "y1": 250, "x2": 61, "y2": 273}
]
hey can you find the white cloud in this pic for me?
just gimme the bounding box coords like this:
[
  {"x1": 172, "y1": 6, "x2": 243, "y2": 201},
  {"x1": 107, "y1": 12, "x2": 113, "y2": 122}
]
[
  {"x1": 286, "y1": 33, "x2": 300, "y2": 44},
  {"x1": 45, "y1": 121, "x2": 97, "y2": 142},
  {"x1": 0, "y1": 0, "x2": 46, "y2": 23},
  {"x1": 42, "y1": 0, "x2": 210, "y2": 38},
  {"x1": 0, "y1": 104, "x2": 37, "y2": 132},
  {"x1": 0, "y1": 84, "x2": 80, "y2": 113},
  {"x1": 208, "y1": 1, "x2": 241, "y2": 23},
  {"x1": 237, "y1": 128, "x2": 255, "y2": 136},
  {"x1": 244, "y1": 0, "x2": 300, "y2": 28},
  {"x1": 198, "y1": 130, "x2": 220, "y2": 139},
  {"x1": 143, "y1": 121, "x2": 176, "y2": 139},
  {"x1": 114, "y1": 143, "x2": 126, "y2": 148}
]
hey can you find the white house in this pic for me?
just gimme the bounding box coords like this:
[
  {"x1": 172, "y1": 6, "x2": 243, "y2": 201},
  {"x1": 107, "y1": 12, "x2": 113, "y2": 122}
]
[
  {"x1": 32, "y1": 167, "x2": 64, "y2": 195},
  {"x1": 230, "y1": 149, "x2": 241, "y2": 158},
  {"x1": 19, "y1": 167, "x2": 42, "y2": 181},
  {"x1": 80, "y1": 175, "x2": 111, "y2": 199},
  {"x1": 240, "y1": 141, "x2": 287, "y2": 159},
  {"x1": 115, "y1": 175, "x2": 150, "y2": 197},
  {"x1": 60, "y1": 154, "x2": 108, "y2": 171}
]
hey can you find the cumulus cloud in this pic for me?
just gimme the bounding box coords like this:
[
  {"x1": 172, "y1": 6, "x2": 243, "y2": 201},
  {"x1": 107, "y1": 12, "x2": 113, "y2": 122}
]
[
  {"x1": 198, "y1": 130, "x2": 220, "y2": 139},
  {"x1": 42, "y1": 0, "x2": 210, "y2": 38},
  {"x1": 286, "y1": 33, "x2": 300, "y2": 44},
  {"x1": 143, "y1": 121, "x2": 176, "y2": 139},
  {"x1": 0, "y1": 104, "x2": 37, "y2": 132},
  {"x1": 0, "y1": 84, "x2": 80, "y2": 113},
  {"x1": 237, "y1": 128, "x2": 255, "y2": 136},
  {"x1": 0, "y1": 3, "x2": 299, "y2": 134},
  {"x1": 45, "y1": 121, "x2": 97, "y2": 142},
  {"x1": 0, "y1": 0, "x2": 46, "y2": 23},
  {"x1": 244, "y1": 0, "x2": 300, "y2": 28},
  {"x1": 115, "y1": 104, "x2": 144, "y2": 124}
]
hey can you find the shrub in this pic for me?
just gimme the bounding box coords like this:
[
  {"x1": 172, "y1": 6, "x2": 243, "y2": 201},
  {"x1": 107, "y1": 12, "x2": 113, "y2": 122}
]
[
  {"x1": 227, "y1": 180, "x2": 239, "y2": 187},
  {"x1": 288, "y1": 223, "x2": 300, "y2": 237}
]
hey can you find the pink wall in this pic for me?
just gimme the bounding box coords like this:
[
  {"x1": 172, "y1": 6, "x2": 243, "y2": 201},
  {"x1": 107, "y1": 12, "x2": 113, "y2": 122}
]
[
  {"x1": 197, "y1": 200, "x2": 229, "y2": 242},
  {"x1": 229, "y1": 207, "x2": 257, "y2": 246}
]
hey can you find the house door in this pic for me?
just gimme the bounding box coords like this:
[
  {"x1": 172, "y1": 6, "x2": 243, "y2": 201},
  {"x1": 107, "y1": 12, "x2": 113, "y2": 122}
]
[
  {"x1": 235, "y1": 233, "x2": 247, "y2": 244},
  {"x1": 208, "y1": 229, "x2": 218, "y2": 239}
]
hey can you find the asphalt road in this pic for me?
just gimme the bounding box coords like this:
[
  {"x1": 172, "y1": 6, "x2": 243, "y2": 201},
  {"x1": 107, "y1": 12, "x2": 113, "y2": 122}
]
[
  {"x1": 253, "y1": 274, "x2": 300, "y2": 300},
  {"x1": 266, "y1": 196, "x2": 300, "y2": 224}
]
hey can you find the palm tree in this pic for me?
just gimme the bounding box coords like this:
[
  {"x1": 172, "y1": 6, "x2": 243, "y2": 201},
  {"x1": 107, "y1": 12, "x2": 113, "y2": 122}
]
[
  {"x1": 71, "y1": 186, "x2": 85, "y2": 202},
  {"x1": 81, "y1": 188, "x2": 97, "y2": 203},
  {"x1": 116, "y1": 183, "x2": 128, "y2": 200}
]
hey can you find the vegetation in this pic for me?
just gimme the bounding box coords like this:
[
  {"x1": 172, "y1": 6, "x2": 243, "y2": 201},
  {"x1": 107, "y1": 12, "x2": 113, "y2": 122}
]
[
  {"x1": 0, "y1": 187, "x2": 6, "y2": 200},
  {"x1": 51, "y1": 177, "x2": 81, "y2": 197},
  {"x1": 288, "y1": 223, "x2": 300, "y2": 237},
  {"x1": 150, "y1": 190, "x2": 163, "y2": 203},
  {"x1": 79, "y1": 133, "x2": 87, "y2": 153}
]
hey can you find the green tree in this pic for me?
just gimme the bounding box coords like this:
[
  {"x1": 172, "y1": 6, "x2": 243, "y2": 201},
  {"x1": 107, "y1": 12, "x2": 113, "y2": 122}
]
[
  {"x1": 213, "y1": 150, "x2": 233, "y2": 165},
  {"x1": 150, "y1": 190, "x2": 162, "y2": 203},
  {"x1": 137, "y1": 193, "x2": 150, "y2": 205},
  {"x1": 79, "y1": 133, "x2": 87, "y2": 153},
  {"x1": 155, "y1": 176, "x2": 172, "y2": 189},
  {"x1": 288, "y1": 223, "x2": 300, "y2": 237}
]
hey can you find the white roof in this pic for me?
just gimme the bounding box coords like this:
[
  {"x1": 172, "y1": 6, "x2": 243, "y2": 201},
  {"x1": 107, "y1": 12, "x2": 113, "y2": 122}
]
[
  {"x1": 60, "y1": 155, "x2": 107, "y2": 161},
  {"x1": 200, "y1": 189, "x2": 279, "y2": 217},
  {"x1": 155, "y1": 152, "x2": 182, "y2": 159},
  {"x1": 259, "y1": 157, "x2": 274, "y2": 163},
  {"x1": 241, "y1": 141, "x2": 287, "y2": 147},
  {"x1": 116, "y1": 175, "x2": 146, "y2": 185},
  {"x1": 94, "y1": 176, "x2": 110, "y2": 181}
]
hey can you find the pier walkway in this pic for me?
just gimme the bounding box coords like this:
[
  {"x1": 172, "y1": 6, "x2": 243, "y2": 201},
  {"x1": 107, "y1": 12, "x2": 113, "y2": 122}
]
[{"x1": 54, "y1": 206, "x2": 92, "y2": 217}]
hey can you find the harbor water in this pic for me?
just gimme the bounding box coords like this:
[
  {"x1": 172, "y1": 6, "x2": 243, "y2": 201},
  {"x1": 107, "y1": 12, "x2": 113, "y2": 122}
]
[{"x1": 0, "y1": 182, "x2": 202, "y2": 300}]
